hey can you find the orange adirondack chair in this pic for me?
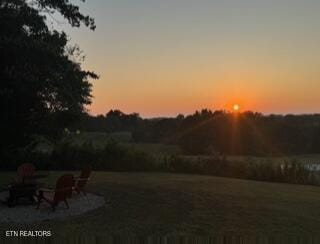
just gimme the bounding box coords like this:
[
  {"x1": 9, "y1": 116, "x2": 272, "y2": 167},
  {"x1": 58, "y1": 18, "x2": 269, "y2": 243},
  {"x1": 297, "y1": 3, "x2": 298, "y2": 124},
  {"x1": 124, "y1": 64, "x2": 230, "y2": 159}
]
[
  {"x1": 37, "y1": 174, "x2": 74, "y2": 211},
  {"x1": 73, "y1": 166, "x2": 92, "y2": 195}
]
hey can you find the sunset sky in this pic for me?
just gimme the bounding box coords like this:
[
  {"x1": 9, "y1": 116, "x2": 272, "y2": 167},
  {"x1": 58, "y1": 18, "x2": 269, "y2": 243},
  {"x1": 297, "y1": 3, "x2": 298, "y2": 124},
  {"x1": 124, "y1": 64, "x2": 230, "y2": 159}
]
[{"x1": 55, "y1": 0, "x2": 320, "y2": 117}]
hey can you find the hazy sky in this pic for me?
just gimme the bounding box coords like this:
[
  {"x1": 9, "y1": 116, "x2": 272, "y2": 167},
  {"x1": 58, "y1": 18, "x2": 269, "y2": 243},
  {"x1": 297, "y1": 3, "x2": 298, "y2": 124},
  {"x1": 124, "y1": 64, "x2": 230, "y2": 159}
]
[{"x1": 54, "y1": 0, "x2": 320, "y2": 117}]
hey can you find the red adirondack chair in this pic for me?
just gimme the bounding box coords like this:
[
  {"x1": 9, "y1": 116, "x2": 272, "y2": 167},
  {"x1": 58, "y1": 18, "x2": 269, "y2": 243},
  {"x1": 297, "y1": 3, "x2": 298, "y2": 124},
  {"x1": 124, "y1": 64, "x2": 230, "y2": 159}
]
[
  {"x1": 37, "y1": 174, "x2": 74, "y2": 211},
  {"x1": 12, "y1": 163, "x2": 35, "y2": 184},
  {"x1": 73, "y1": 166, "x2": 92, "y2": 195}
]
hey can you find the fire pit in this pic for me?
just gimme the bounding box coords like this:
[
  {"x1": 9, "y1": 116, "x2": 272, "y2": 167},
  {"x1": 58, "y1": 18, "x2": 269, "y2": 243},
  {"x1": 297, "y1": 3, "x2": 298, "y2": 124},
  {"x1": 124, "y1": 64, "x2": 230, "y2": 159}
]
[
  {"x1": 6, "y1": 183, "x2": 38, "y2": 207},
  {"x1": 3, "y1": 174, "x2": 48, "y2": 207}
]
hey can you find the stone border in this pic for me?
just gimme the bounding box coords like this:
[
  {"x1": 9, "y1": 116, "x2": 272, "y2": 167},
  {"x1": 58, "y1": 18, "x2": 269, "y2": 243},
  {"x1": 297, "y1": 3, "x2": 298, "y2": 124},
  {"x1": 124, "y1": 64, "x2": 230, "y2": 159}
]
[{"x1": 0, "y1": 191, "x2": 105, "y2": 223}]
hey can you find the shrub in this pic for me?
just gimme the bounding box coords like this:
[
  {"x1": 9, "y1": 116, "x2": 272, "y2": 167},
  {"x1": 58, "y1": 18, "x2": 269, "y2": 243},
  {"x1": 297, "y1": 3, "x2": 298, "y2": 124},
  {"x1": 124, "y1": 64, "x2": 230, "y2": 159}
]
[
  {"x1": 2, "y1": 139, "x2": 320, "y2": 187},
  {"x1": 167, "y1": 156, "x2": 320, "y2": 186}
]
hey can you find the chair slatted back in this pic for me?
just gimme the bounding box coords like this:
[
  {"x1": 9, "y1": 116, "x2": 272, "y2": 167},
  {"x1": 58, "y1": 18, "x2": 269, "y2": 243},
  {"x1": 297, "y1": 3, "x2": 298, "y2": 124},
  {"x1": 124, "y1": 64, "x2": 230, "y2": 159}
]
[
  {"x1": 77, "y1": 166, "x2": 92, "y2": 189},
  {"x1": 54, "y1": 174, "x2": 74, "y2": 202},
  {"x1": 17, "y1": 163, "x2": 35, "y2": 182}
]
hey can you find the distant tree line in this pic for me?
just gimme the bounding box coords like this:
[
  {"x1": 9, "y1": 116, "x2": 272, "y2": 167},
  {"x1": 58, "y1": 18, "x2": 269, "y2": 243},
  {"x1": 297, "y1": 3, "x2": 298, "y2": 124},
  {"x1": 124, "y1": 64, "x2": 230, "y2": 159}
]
[{"x1": 80, "y1": 109, "x2": 320, "y2": 156}]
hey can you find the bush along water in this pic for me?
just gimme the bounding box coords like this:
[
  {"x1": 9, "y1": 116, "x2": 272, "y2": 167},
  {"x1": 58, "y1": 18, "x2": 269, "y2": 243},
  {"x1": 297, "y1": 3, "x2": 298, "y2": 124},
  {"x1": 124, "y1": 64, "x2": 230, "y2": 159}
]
[
  {"x1": 167, "y1": 156, "x2": 320, "y2": 186},
  {"x1": 1, "y1": 140, "x2": 320, "y2": 186}
]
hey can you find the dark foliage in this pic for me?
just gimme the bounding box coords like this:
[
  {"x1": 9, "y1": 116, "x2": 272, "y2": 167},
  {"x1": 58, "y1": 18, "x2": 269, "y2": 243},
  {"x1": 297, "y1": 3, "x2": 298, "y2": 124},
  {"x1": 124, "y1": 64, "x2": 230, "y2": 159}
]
[
  {"x1": 0, "y1": 0, "x2": 98, "y2": 154},
  {"x1": 0, "y1": 140, "x2": 154, "y2": 172},
  {"x1": 2, "y1": 141, "x2": 319, "y2": 186},
  {"x1": 79, "y1": 109, "x2": 320, "y2": 156}
]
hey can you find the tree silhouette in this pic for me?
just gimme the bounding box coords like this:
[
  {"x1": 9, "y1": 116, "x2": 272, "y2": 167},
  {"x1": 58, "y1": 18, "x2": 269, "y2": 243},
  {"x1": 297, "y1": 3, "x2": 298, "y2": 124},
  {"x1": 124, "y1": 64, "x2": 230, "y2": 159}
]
[{"x1": 0, "y1": 0, "x2": 98, "y2": 152}]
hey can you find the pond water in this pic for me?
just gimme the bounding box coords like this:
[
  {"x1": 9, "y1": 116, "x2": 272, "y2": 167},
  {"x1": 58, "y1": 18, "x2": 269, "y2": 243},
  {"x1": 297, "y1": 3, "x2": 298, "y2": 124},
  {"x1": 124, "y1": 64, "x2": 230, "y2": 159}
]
[
  {"x1": 279, "y1": 161, "x2": 320, "y2": 172},
  {"x1": 305, "y1": 163, "x2": 320, "y2": 171}
]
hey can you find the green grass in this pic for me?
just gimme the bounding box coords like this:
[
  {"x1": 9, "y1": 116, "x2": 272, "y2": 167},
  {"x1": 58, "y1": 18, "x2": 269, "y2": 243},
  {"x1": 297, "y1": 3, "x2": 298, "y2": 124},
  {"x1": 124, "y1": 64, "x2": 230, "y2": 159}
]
[{"x1": 1, "y1": 171, "x2": 320, "y2": 236}]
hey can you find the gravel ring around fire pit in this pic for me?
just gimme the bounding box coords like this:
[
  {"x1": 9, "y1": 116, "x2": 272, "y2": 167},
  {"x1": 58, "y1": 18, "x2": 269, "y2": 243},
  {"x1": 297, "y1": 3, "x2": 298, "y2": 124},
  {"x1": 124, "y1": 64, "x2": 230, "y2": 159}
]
[{"x1": 0, "y1": 191, "x2": 105, "y2": 223}]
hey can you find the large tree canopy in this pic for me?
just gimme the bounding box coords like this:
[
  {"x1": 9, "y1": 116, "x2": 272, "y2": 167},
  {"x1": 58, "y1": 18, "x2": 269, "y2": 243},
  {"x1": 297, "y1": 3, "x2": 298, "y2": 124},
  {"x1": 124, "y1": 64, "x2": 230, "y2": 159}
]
[{"x1": 0, "y1": 0, "x2": 98, "y2": 151}]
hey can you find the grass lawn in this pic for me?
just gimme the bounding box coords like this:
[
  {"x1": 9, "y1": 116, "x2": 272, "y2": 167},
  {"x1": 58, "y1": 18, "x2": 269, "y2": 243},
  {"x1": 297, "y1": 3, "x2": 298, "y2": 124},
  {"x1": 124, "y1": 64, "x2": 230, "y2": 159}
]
[{"x1": 1, "y1": 171, "x2": 320, "y2": 236}]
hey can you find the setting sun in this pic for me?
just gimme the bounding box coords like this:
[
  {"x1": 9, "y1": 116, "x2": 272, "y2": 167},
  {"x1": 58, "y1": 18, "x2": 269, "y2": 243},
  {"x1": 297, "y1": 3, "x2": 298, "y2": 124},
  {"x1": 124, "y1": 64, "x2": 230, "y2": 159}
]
[{"x1": 233, "y1": 104, "x2": 240, "y2": 112}]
